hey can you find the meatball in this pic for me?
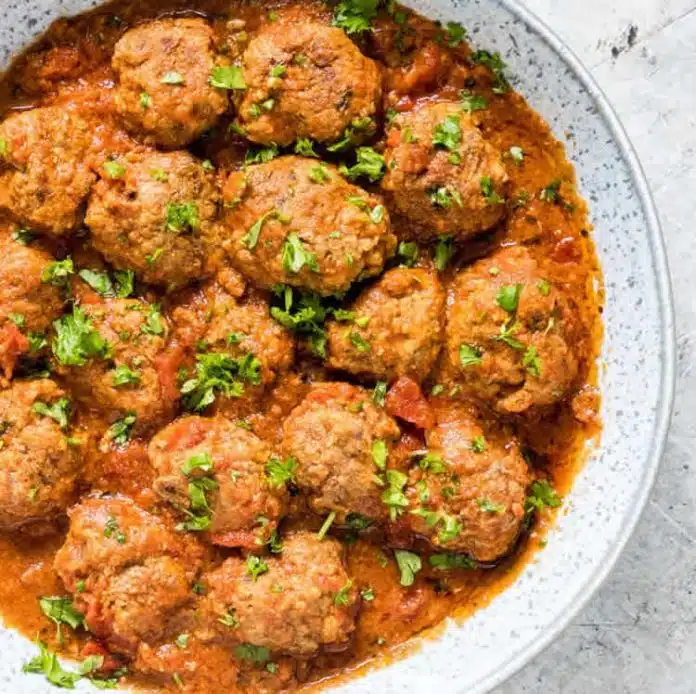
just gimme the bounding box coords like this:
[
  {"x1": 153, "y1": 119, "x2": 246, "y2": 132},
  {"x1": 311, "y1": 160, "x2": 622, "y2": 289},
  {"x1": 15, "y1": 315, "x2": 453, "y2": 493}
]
[
  {"x1": 444, "y1": 246, "x2": 580, "y2": 414},
  {"x1": 0, "y1": 233, "x2": 64, "y2": 378},
  {"x1": 220, "y1": 156, "x2": 396, "y2": 296},
  {"x1": 326, "y1": 268, "x2": 444, "y2": 383},
  {"x1": 282, "y1": 383, "x2": 400, "y2": 523},
  {"x1": 85, "y1": 150, "x2": 218, "y2": 289},
  {"x1": 0, "y1": 107, "x2": 96, "y2": 235},
  {"x1": 54, "y1": 496, "x2": 204, "y2": 654},
  {"x1": 381, "y1": 101, "x2": 509, "y2": 241},
  {"x1": 0, "y1": 379, "x2": 80, "y2": 531},
  {"x1": 397, "y1": 401, "x2": 530, "y2": 562},
  {"x1": 56, "y1": 298, "x2": 174, "y2": 428},
  {"x1": 169, "y1": 270, "x2": 294, "y2": 414},
  {"x1": 112, "y1": 18, "x2": 229, "y2": 148},
  {"x1": 235, "y1": 18, "x2": 381, "y2": 146},
  {"x1": 200, "y1": 532, "x2": 357, "y2": 656},
  {"x1": 148, "y1": 416, "x2": 287, "y2": 548}
]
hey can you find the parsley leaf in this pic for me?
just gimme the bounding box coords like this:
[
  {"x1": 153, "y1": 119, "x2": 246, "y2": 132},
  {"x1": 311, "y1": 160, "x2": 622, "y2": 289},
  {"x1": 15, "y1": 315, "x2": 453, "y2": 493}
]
[
  {"x1": 373, "y1": 381, "x2": 387, "y2": 407},
  {"x1": 166, "y1": 202, "x2": 199, "y2": 234},
  {"x1": 103, "y1": 160, "x2": 125, "y2": 180},
  {"x1": 40, "y1": 596, "x2": 84, "y2": 632},
  {"x1": 435, "y1": 235, "x2": 455, "y2": 271},
  {"x1": 32, "y1": 398, "x2": 71, "y2": 430},
  {"x1": 23, "y1": 641, "x2": 82, "y2": 688},
  {"x1": 523, "y1": 345, "x2": 542, "y2": 377},
  {"x1": 282, "y1": 233, "x2": 319, "y2": 274},
  {"x1": 397, "y1": 241, "x2": 419, "y2": 267},
  {"x1": 181, "y1": 352, "x2": 260, "y2": 411},
  {"x1": 244, "y1": 144, "x2": 279, "y2": 166},
  {"x1": 445, "y1": 22, "x2": 467, "y2": 46},
  {"x1": 246, "y1": 555, "x2": 269, "y2": 581},
  {"x1": 525, "y1": 479, "x2": 562, "y2": 514},
  {"x1": 539, "y1": 180, "x2": 561, "y2": 203},
  {"x1": 382, "y1": 470, "x2": 408, "y2": 520},
  {"x1": 471, "y1": 50, "x2": 510, "y2": 94},
  {"x1": 332, "y1": 0, "x2": 379, "y2": 35},
  {"x1": 265, "y1": 456, "x2": 297, "y2": 488},
  {"x1": 41, "y1": 258, "x2": 74, "y2": 287},
  {"x1": 481, "y1": 175, "x2": 505, "y2": 204},
  {"x1": 108, "y1": 413, "x2": 136, "y2": 448},
  {"x1": 461, "y1": 90, "x2": 488, "y2": 113},
  {"x1": 181, "y1": 452, "x2": 214, "y2": 475},
  {"x1": 52, "y1": 307, "x2": 110, "y2": 366},
  {"x1": 209, "y1": 65, "x2": 246, "y2": 90},
  {"x1": 141, "y1": 304, "x2": 165, "y2": 336},
  {"x1": 371, "y1": 439, "x2": 388, "y2": 470},
  {"x1": 429, "y1": 553, "x2": 477, "y2": 571},
  {"x1": 496, "y1": 284, "x2": 523, "y2": 313},
  {"x1": 394, "y1": 550, "x2": 421, "y2": 587},
  {"x1": 234, "y1": 644, "x2": 271, "y2": 664},
  {"x1": 471, "y1": 435, "x2": 486, "y2": 453},
  {"x1": 459, "y1": 343, "x2": 482, "y2": 368},
  {"x1": 334, "y1": 579, "x2": 354, "y2": 606},
  {"x1": 349, "y1": 331, "x2": 371, "y2": 352},
  {"x1": 308, "y1": 164, "x2": 331, "y2": 184},
  {"x1": 317, "y1": 511, "x2": 336, "y2": 541},
  {"x1": 294, "y1": 138, "x2": 318, "y2": 158},
  {"x1": 339, "y1": 147, "x2": 385, "y2": 182},
  {"x1": 432, "y1": 114, "x2": 462, "y2": 153},
  {"x1": 79, "y1": 269, "x2": 134, "y2": 298}
]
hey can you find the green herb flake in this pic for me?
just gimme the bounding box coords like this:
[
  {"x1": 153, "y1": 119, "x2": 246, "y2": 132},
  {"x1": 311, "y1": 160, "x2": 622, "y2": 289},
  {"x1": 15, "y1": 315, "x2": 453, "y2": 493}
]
[
  {"x1": 52, "y1": 307, "x2": 110, "y2": 366},
  {"x1": 108, "y1": 413, "x2": 136, "y2": 448},
  {"x1": 445, "y1": 21, "x2": 467, "y2": 46},
  {"x1": 480, "y1": 175, "x2": 505, "y2": 204},
  {"x1": 234, "y1": 644, "x2": 271, "y2": 663},
  {"x1": 339, "y1": 147, "x2": 385, "y2": 182},
  {"x1": 349, "y1": 331, "x2": 371, "y2": 352},
  {"x1": 209, "y1": 65, "x2": 247, "y2": 90},
  {"x1": 282, "y1": 233, "x2": 319, "y2": 274},
  {"x1": 432, "y1": 114, "x2": 462, "y2": 153},
  {"x1": 471, "y1": 49, "x2": 510, "y2": 94},
  {"x1": 161, "y1": 71, "x2": 185, "y2": 85},
  {"x1": 459, "y1": 343, "x2": 482, "y2": 368},
  {"x1": 471, "y1": 435, "x2": 486, "y2": 453},
  {"x1": 104, "y1": 514, "x2": 127, "y2": 544},
  {"x1": 166, "y1": 202, "x2": 199, "y2": 234},
  {"x1": 41, "y1": 257, "x2": 74, "y2": 287},
  {"x1": 265, "y1": 456, "x2": 297, "y2": 488},
  {"x1": 371, "y1": 439, "x2": 388, "y2": 470},
  {"x1": 317, "y1": 511, "x2": 336, "y2": 541},
  {"x1": 397, "y1": 241, "x2": 419, "y2": 267},
  {"x1": 246, "y1": 555, "x2": 269, "y2": 581},
  {"x1": 308, "y1": 164, "x2": 331, "y2": 184},
  {"x1": 525, "y1": 479, "x2": 562, "y2": 515},
  {"x1": 139, "y1": 92, "x2": 151, "y2": 109},
  {"x1": 394, "y1": 550, "x2": 422, "y2": 587},
  {"x1": 334, "y1": 579, "x2": 354, "y2": 606},
  {"x1": 32, "y1": 398, "x2": 71, "y2": 430},
  {"x1": 373, "y1": 381, "x2": 387, "y2": 407},
  {"x1": 496, "y1": 284, "x2": 523, "y2": 313},
  {"x1": 332, "y1": 0, "x2": 379, "y2": 35},
  {"x1": 477, "y1": 498, "x2": 506, "y2": 514},
  {"x1": 461, "y1": 90, "x2": 488, "y2": 113},
  {"x1": 429, "y1": 553, "x2": 477, "y2": 571},
  {"x1": 294, "y1": 138, "x2": 318, "y2": 158}
]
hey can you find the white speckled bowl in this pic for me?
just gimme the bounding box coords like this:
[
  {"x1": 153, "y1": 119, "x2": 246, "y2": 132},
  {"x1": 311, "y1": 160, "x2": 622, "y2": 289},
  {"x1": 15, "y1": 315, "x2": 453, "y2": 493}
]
[{"x1": 0, "y1": 1, "x2": 676, "y2": 693}]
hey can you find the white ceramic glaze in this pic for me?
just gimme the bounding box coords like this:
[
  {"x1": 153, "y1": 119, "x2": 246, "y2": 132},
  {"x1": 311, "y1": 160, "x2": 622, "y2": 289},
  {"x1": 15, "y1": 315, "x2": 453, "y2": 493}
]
[{"x1": 0, "y1": 1, "x2": 676, "y2": 693}]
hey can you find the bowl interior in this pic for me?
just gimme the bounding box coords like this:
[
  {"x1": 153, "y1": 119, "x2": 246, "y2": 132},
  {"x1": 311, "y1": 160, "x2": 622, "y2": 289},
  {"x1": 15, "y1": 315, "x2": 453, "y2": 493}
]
[{"x1": 0, "y1": 1, "x2": 675, "y2": 693}]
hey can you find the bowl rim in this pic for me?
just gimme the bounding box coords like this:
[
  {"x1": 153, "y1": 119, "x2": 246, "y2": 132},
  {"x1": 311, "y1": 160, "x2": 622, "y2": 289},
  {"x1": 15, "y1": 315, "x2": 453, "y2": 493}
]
[{"x1": 474, "y1": 1, "x2": 677, "y2": 691}]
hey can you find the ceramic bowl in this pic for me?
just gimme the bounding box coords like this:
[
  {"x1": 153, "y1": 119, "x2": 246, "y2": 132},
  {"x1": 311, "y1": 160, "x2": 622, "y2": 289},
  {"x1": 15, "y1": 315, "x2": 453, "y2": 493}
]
[{"x1": 0, "y1": 1, "x2": 676, "y2": 692}]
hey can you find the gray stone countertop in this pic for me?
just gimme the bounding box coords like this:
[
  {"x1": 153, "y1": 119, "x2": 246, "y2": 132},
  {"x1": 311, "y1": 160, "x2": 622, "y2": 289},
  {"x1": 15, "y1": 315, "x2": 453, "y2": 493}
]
[{"x1": 496, "y1": 1, "x2": 696, "y2": 692}]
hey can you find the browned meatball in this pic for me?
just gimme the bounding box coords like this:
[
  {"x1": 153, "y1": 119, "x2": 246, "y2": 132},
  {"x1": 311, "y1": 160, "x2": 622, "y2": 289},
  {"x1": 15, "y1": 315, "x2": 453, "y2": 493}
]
[
  {"x1": 169, "y1": 270, "x2": 294, "y2": 414},
  {"x1": 85, "y1": 150, "x2": 218, "y2": 290},
  {"x1": 0, "y1": 107, "x2": 96, "y2": 235},
  {"x1": 282, "y1": 382, "x2": 400, "y2": 523},
  {"x1": 55, "y1": 298, "x2": 174, "y2": 428},
  {"x1": 326, "y1": 268, "x2": 444, "y2": 383},
  {"x1": 148, "y1": 416, "x2": 287, "y2": 549},
  {"x1": 0, "y1": 233, "x2": 64, "y2": 378},
  {"x1": 200, "y1": 532, "x2": 357, "y2": 656},
  {"x1": 235, "y1": 17, "x2": 381, "y2": 146},
  {"x1": 381, "y1": 101, "x2": 509, "y2": 241},
  {"x1": 113, "y1": 18, "x2": 229, "y2": 148},
  {"x1": 395, "y1": 401, "x2": 530, "y2": 562},
  {"x1": 0, "y1": 379, "x2": 80, "y2": 532},
  {"x1": 220, "y1": 156, "x2": 396, "y2": 296},
  {"x1": 443, "y1": 246, "x2": 580, "y2": 414},
  {"x1": 54, "y1": 495, "x2": 204, "y2": 655}
]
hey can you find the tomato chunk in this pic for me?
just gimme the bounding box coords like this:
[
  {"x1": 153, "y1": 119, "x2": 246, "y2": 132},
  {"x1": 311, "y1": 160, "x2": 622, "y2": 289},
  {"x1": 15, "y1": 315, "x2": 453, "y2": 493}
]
[{"x1": 385, "y1": 377, "x2": 435, "y2": 430}]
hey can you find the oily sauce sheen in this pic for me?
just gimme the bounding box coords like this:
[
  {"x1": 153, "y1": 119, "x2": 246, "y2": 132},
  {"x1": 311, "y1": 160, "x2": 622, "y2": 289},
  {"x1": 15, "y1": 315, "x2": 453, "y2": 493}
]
[{"x1": 0, "y1": 1, "x2": 603, "y2": 692}]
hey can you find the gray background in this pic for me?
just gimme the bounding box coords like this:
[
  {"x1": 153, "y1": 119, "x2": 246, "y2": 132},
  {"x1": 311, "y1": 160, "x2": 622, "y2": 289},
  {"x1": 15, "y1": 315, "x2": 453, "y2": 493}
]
[{"x1": 497, "y1": 1, "x2": 696, "y2": 692}]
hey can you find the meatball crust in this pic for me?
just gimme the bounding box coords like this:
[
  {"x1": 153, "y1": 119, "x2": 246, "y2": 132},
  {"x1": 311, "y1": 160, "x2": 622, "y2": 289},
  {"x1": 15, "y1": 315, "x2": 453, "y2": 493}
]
[
  {"x1": 0, "y1": 107, "x2": 96, "y2": 235},
  {"x1": 326, "y1": 268, "x2": 444, "y2": 383},
  {"x1": 381, "y1": 101, "x2": 509, "y2": 241},
  {"x1": 235, "y1": 18, "x2": 382, "y2": 146},
  {"x1": 112, "y1": 18, "x2": 229, "y2": 148},
  {"x1": 58, "y1": 298, "x2": 174, "y2": 428},
  {"x1": 220, "y1": 156, "x2": 396, "y2": 296},
  {"x1": 282, "y1": 382, "x2": 400, "y2": 523},
  {"x1": 0, "y1": 379, "x2": 80, "y2": 531},
  {"x1": 54, "y1": 496, "x2": 204, "y2": 654},
  {"x1": 169, "y1": 270, "x2": 295, "y2": 413},
  {"x1": 444, "y1": 246, "x2": 580, "y2": 415},
  {"x1": 397, "y1": 401, "x2": 530, "y2": 562},
  {"x1": 200, "y1": 532, "x2": 358, "y2": 656},
  {"x1": 85, "y1": 150, "x2": 218, "y2": 289},
  {"x1": 148, "y1": 416, "x2": 287, "y2": 548},
  {"x1": 0, "y1": 233, "x2": 64, "y2": 378}
]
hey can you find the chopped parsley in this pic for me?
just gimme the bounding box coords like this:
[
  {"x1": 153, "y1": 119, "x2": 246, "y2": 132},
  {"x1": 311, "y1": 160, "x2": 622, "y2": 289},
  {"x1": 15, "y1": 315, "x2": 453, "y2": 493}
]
[
  {"x1": 508, "y1": 146, "x2": 524, "y2": 165},
  {"x1": 141, "y1": 303, "x2": 165, "y2": 336},
  {"x1": 339, "y1": 147, "x2": 385, "y2": 182},
  {"x1": 317, "y1": 511, "x2": 336, "y2": 541},
  {"x1": 539, "y1": 180, "x2": 562, "y2": 203},
  {"x1": 381, "y1": 470, "x2": 408, "y2": 520},
  {"x1": 429, "y1": 553, "x2": 477, "y2": 571},
  {"x1": 418, "y1": 452, "x2": 447, "y2": 474},
  {"x1": 477, "y1": 498, "x2": 506, "y2": 514},
  {"x1": 166, "y1": 202, "x2": 199, "y2": 234},
  {"x1": 432, "y1": 115, "x2": 462, "y2": 159},
  {"x1": 209, "y1": 65, "x2": 246, "y2": 90},
  {"x1": 103, "y1": 159, "x2": 125, "y2": 180},
  {"x1": 371, "y1": 439, "x2": 388, "y2": 470},
  {"x1": 525, "y1": 479, "x2": 562, "y2": 515},
  {"x1": 459, "y1": 343, "x2": 482, "y2": 368},
  {"x1": 435, "y1": 235, "x2": 455, "y2": 271},
  {"x1": 265, "y1": 456, "x2": 297, "y2": 488},
  {"x1": 373, "y1": 381, "x2": 387, "y2": 406},
  {"x1": 349, "y1": 331, "x2": 371, "y2": 352},
  {"x1": 523, "y1": 345, "x2": 542, "y2": 377},
  {"x1": 334, "y1": 579, "x2": 354, "y2": 606},
  {"x1": 234, "y1": 644, "x2": 271, "y2": 664},
  {"x1": 244, "y1": 144, "x2": 279, "y2": 166},
  {"x1": 12, "y1": 228, "x2": 36, "y2": 245},
  {"x1": 328, "y1": 117, "x2": 375, "y2": 153},
  {"x1": 246, "y1": 555, "x2": 269, "y2": 581},
  {"x1": 282, "y1": 233, "x2": 319, "y2": 274},
  {"x1": 481, "y1": 175, "x2": 505, "y2": 204},
  {"x1": 39, "y1": 597, "x2": 84, "y2": 643},
  {"x1": 461, "y1": 89, "x2": 488, "y2": 113},
  {"x1": 270, "y1": 64, "x2": 286, "y2": 79},
  {"x1": 429, "y1": 186, "x2": 462, "y2": 209},
  {"x1": 175, "y1": 634, "x2": 189, "y2": 649},
  {"x1": 536, "y1": 279, "x2": 551, "y2": 296},
  {"x1": 397, "y1": 241, "x2": 419, "y2": 267},
  {"x1": 139, "y1": 92, "x2": 151, "y2": 109},
  {"x1": 78, "y1": 269, "x2": 134, "y2": 299},
  {"x1": 332, "y1": 0, "x2": 379, "y2": 35},
  {"x1": 41, "y1": 257, "x2": 74, "y2": 287},
  {"x1": 294, "y1": 138, "x2": 318, "y2": 158},
  {"x1": 104, "y1": 514, "x2": 127, "y2": 543},
  {"x1": 52, "y1": 307, "x2": 110, "y2": 366},
  {"x1": 308, "y1": 164, "x2": 331, "y2": 184},
  {"x1": 495, "y1": 320, "x2": 525, "y2": 350},
  {"x1": 181, "y1": 452, "x2": 214, "y2": 475},
  {"x1": 23, "y1": 642, "x2": 81, "y2": 688},
  {"x1": 108, "y1": 413, "x2": 136, "y2": 448},
  {"x1": 445, "y1": 21, "x2": 467, "y2": 46},
  {"x1": 394, "y1": 550, "x2": 421, "y2": 587},
  {"x1": 471, "y1": 435, "x2": 486, "y2": 453},
  {"x1": 32, "y1": 398, "x2": 71, "y2": 430},
  {"x1": 181, "y1": 352, "x2": 261, "y2": 411},
  {"x1": 471, "y1": 49, "x2": 510, "y2": 94},
  {"x1": 496, "y1": 284, "x2": 523, "y2": 313}
]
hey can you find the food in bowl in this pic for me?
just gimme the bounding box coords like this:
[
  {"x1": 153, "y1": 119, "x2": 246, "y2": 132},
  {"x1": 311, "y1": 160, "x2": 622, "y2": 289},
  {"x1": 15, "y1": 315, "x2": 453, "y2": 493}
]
[{"x1": 0, "y1": 0, "x2": 603, "y2": 691}]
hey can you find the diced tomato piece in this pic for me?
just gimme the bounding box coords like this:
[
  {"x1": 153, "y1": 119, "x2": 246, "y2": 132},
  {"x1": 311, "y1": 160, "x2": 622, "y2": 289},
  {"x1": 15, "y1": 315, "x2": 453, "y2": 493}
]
[
  {"x1": 0, "y1": 323, "x2": 30, "y2": 379},
  {"x1": 158, "y1": 416, "x2": 210, "y2": 452},
  {"x1": 385, "y1": 377, "x2": 435, "y2": 430},
  {"x1": 210, "y1": 529, "x2": 259, "y2": 550},
  {"x1": 154, "y1": 345, "x2": 185, "y2": 405}
]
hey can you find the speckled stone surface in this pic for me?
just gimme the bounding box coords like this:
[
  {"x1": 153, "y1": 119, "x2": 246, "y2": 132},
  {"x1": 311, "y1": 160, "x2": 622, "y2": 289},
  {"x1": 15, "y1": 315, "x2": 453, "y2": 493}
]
[{"x1": 0, "y1": 2, "x2": 677, "y2": 693}]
